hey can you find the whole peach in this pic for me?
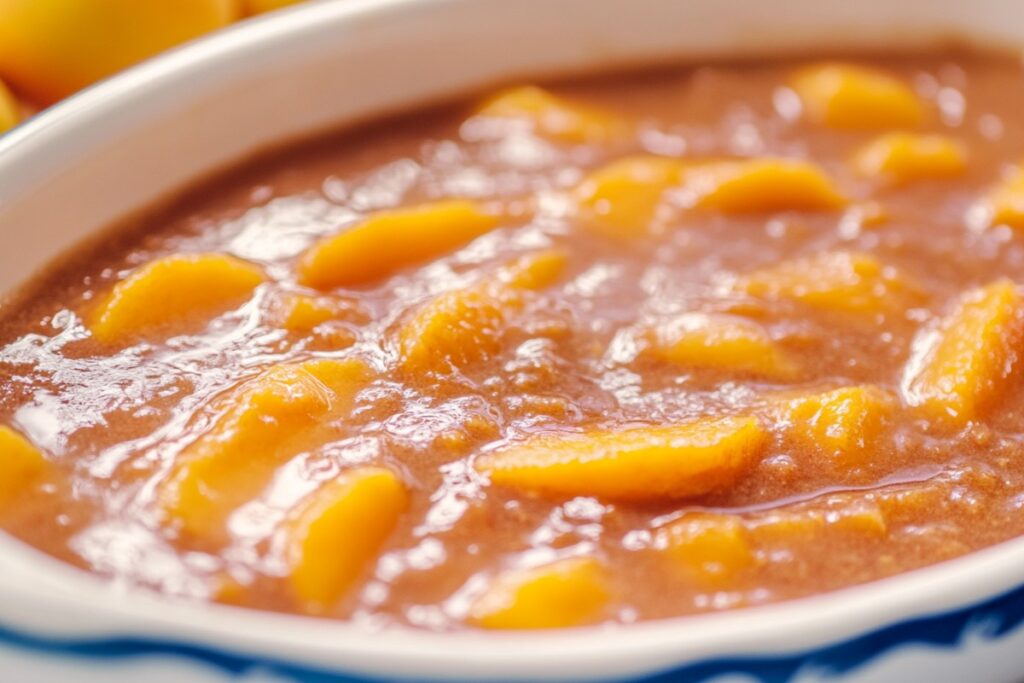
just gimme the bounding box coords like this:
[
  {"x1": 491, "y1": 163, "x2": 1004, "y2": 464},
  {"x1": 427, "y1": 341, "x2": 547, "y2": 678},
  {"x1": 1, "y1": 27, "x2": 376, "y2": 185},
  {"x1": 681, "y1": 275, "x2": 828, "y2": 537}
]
[{"x1": 0, "y1": 0, "x2": 240, "y2": 105}]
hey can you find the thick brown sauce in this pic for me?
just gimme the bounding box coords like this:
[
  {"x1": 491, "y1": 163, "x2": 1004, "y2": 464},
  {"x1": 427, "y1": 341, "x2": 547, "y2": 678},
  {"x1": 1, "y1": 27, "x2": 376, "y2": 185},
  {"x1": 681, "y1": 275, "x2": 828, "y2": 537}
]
[{"x1": 3, "y1": 52, "x2": 1024, "y2": 630}]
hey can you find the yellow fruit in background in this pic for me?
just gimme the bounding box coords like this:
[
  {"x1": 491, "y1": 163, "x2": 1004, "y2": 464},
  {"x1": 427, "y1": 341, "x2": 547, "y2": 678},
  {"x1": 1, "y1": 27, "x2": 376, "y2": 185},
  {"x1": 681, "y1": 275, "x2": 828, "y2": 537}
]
[
  {"x1": 0, "y1": 0, "x2": 240, "y2": 105},
  {"x1": 245, "y1": 0, "x2": 305, "y2": 15},
  {"x1": 0, "y1": 79, "x2": 19, "y2": 133}
]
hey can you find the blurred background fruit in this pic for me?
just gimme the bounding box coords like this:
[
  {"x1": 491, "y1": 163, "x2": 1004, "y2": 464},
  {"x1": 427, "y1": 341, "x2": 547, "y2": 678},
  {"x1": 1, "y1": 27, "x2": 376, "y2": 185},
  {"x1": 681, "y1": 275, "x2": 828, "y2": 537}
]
[
  {"x1": 245, "y1": 0, "x2": 306, "y2": 14},
  {"x1": 0, "y1": 0, "x2": 241, "y2": 105},
  {"x1": 0, "y1": 79, "x2": 19, "y2": 133}
]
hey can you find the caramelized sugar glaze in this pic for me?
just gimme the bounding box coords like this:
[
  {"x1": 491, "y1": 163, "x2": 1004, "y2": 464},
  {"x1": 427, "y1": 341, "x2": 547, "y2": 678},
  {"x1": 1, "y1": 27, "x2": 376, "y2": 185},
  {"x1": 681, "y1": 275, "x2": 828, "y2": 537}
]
[{"x1": 4, "y1": 52, "x2": 1024, "y2": 630}]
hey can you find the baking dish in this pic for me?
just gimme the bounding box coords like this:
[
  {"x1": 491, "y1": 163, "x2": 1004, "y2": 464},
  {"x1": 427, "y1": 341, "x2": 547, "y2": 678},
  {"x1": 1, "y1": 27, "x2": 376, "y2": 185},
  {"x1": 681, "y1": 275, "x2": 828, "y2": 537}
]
[{"x1": 1, "y1": 0, "x2": 1024, "y2": 680}]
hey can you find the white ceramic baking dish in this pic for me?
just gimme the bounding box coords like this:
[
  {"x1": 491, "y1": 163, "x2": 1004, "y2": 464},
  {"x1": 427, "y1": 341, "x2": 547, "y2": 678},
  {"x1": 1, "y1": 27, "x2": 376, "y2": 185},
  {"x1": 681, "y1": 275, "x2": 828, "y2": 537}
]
[{"x1": 2, "y1": 0, "x2": 1024, "y2": 681}]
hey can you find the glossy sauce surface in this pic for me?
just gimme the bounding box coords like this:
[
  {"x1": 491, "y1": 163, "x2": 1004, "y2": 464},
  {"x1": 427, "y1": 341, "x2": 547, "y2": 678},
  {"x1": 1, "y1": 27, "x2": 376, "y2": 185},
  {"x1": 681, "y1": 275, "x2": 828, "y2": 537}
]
[{"x1": 4, "y1": 52, "x2": 1024, "y2": 630}]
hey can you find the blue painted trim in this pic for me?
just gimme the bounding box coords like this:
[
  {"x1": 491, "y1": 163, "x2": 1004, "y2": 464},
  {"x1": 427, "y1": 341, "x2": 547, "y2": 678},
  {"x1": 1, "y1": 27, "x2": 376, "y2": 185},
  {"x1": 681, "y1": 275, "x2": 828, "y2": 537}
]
[{"x1": 2, "y1": 579, "x2": 1023, "y2": 683}]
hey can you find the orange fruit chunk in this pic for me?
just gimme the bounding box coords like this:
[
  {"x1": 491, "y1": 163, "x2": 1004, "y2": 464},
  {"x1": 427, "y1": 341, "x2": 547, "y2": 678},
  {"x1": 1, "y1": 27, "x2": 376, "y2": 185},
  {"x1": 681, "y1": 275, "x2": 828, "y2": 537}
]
[
  {"x1": 476, "y1": 416, "x2": 767, "y2": 502},
  {"x1": 468, "y1": 557, "x2": 610, "y2": 629},
  {"x1": 285, "y1": 467, "x2": 407, "y2": 611}
]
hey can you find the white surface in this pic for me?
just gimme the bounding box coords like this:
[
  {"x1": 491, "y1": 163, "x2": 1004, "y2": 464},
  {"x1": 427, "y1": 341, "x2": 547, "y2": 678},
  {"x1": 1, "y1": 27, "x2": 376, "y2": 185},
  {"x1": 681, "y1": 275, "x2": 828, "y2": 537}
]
[{"x1": 0, "y1": 0, "x2": 1023, "y2": 680}]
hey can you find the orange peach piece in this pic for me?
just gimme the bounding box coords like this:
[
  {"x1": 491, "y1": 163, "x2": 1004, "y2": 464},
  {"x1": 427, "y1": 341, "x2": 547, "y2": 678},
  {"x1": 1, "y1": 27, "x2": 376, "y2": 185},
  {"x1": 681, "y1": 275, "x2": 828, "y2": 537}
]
[
  {"x1": 574, "y1": 156, "x2": 687, "y2": 238},
  {"x1": 398, "y1": 251, "x2": 565, "y2": 375},
  {"x1": 244, "y1": 0, "x2": 304, "y2": 15},
  {"x1": 646, "y1": 313, "x2": 798, "y2": 380},
  {"x1": 476, "y1": 415, "x2": 767, "y2": 502},
  {"x1": 781, "y1": 386, "x2": 895, "y2": 467},
  {"x1": 90, "y1": 253, "x2": 264, "y2": 344},
  {"x1": 474, "y1": 85, "x2": 627, "y2": 144},
  {"x1": 738, "y1": 251, "x2": 919, "y2": 316},
  {"x1": 0, "y1": 79, "x2": 19, "y2": 133},
  {"x1": 298, "y1": 200, "x2": 500, "y2": 290},
  {"x1": 280, "y1": 295, "x2": 342, "y2": 333},
  {"x1": 286, "y1": 467, "x2": 407, "y2": 611},
  {"x1": 852, "y1": 133, "x2": 966, "y2": 185},
  {"x1": 749, "y1": 499, "x2": 887, "y2": 541},
  {"x1": 903, "y1": 280, "x2": 1024, "y2": 427},
  {"x1": 789, "y1": 63, "x2": 925, "y2": 129},
  {"x1": 827, "y1": 499, "x2": 887, "y2": 536},
  {"x1": 978, "y1": 164, "x2": 1024, "y2": 230},
  {"x1": 661, "y1": 513, "x2": 754, "y2": 585},
  {"x1": 468, "y1": 557, "x2": 610, "y2": 629},
  {"x1": 0, "y1": 0, "x2": 239, "y2": 105},
  {"x1": 398, "y1": 284, "x2": 509, "y2": 376},
  {"x1": 680, "y1": 159, "x2": 846, "y2": 213},
  {"x1": 498, "y1": 249, "x2": 569, "y2": 291},
  {"x1": 159, "y1": 358, "x2": 373, "y2": 541},
  {"x1": 746, "y1": 509, "x2": 824, "y2": 542},
  {"x1": 876, "y1": 484, "x2": 946, "y2": 520},
  {"x1": 0, "y1": 425, "x2": 48, "y2": 509}
]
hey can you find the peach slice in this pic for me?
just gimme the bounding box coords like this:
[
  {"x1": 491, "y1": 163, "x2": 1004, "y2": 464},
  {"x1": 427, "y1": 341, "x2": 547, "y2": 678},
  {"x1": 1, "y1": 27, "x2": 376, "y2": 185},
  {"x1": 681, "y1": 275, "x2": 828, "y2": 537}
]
[
  {"x1": 397, "y1": 250, "x2": 564, "y2": 375},
  {"x1": 852, "y1": 133, "x2": 966, "y2": 185},
  {"x1": 0, "y1": 425, "x2": 48, "y2": 509},
  {"x1": 737, "y1": 251, "x2": 919, "y2": 316},
  {"x1": 474, "y1": 85, "x2": 627, "y2": 144},
  {"x1": 903, "y1": 280, "x2": 1024, "y2": 428},
  {"x1": 298, "y1": 200, "x2": 500, "y2": 290},
  {"x1": 679, "y1": 159, "x2": 846, "y2": 213},
  {"x1": 0, "y1": 79, "x2": 19, "y2": 133},
  {"x1": 90, "y1": 253, "x2": 264, "y2": 344},
  {"x1": 468, "y1": 557, "x2": 610, "y2": 629},
  {"x1": 660, "y1": 512, "x2": 754, "y2": 585},
  {"x1": 977, "y1": 163, "x2": 1024, "y2": 230},
  {"x1": 749, "y1": 498, "x2": 887, "y2": 542},
  {"x1": 645, "y1": 313, "x2": 798, "y2": 380},
  {"x1": 789, "y1": 63, "x2": 925, "y2": 129},
  {"x1": 398, "y1": 283, "x2": 510, "y2": 376},
  {"x1": 497, "y1": 249, "x2": 569, "y2": 291},
  {"x1": 285, "y1": 467, "x2": 407, "y2": 611},
  {"x1": 779, "y1": 385, "x2": 895, "y2": 468},
  {"x1": 574, "y1": 156, "x2": 686, "y2": 238},
  {"x1": 475, "y1": 415, "x2": 767, "y2": 502},
  {"x1": 159, "y1": 358, "x2": 373, "y2": 541}
]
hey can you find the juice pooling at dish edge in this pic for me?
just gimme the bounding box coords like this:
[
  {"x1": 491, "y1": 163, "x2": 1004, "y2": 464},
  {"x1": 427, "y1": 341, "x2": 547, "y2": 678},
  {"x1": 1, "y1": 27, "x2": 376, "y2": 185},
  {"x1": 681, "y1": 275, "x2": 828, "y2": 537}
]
[{"x1": 2, "y1": 52, "x2": 1024, "y2": 631}]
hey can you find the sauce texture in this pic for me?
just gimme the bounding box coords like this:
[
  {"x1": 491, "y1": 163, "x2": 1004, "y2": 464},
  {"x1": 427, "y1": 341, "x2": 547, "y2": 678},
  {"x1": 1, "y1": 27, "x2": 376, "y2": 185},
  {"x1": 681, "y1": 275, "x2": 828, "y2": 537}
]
[{"x1": 3, "y1": 52, "x2": 1024, "y2": 630}]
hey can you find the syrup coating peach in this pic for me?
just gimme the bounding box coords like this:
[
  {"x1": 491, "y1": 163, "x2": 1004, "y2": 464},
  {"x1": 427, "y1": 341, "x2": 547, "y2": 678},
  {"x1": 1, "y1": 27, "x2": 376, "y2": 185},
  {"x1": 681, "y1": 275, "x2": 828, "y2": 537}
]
[
  {"x1": 286, "y1": 467, "x2": 407, "y2": 611},
  {"x1": 474, "y1": 85, "x2": 627, "y2": 144},
  {"x1": 978, "y1": 163, "x2": 1024, "y2": 230},
  {"x1": 468, "y1": 557, "x2": 610, "y2": 629},
  {"x1": 0, "y1": 79, "x2": 19, "y2": 133},
  {"x1": 476, "y1": 416, "x2": 767, "y2": 502},
  {"x1": 574, "y1": 156, "x2": 686, "y2": 238},
  {"x1": 90, "y1": 253, "x2": 264, "y2": 344},
  {"x1": 853, "y1": 133, "x2": 966, "y2": 185},
  {"x1": 0, "y1": 426, "x2": 48, "y2": 509},
  {"x1": 903, "y1": 280, "x2": 1024, "y2": 427},
  {"x1": 738, "y1": 251, "x2": 919, "y2": 316},
  {"x1": 398, "y1": 251, "x2": 566, "y2": 375},
  {"x1": 780, "y1": 385, "x2": 895, "y2": 468},
  {"x1": 646, "y1": 313, "x2": 798, "y2": 380},
  {"x1": 159, "y1": 358, "x2": 373, "y2": 541},
  {"x1": 790, "y1": 63, "x2": 925, "y2": 129},
  {"x1": 680, "y1": 159, "x2": 846, "y2": 213},
  {"x1": 661, "y1": 513, "x2": 754, "y2": 585},
  {"x1": 299, "y1": 200, "x2": 500, "y2": 290}
]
